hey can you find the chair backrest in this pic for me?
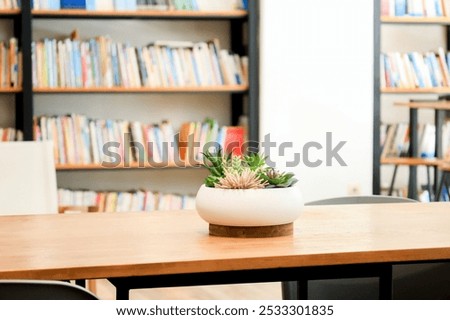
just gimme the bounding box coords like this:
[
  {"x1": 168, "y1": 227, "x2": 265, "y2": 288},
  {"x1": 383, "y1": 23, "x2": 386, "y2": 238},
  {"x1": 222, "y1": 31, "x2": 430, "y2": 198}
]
[
  {"x1": 0, "y1": 280, "x2": 98, "y2": 300},
  {"x1": 0, "y1": 141, "x2": 58, "y2": 215},
  {"x1": 306, "y1": 195, "x2": 417, "y2": 206}
]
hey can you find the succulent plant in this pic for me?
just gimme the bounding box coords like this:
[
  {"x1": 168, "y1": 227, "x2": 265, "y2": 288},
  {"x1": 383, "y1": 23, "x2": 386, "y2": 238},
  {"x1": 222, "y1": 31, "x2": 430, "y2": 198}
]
[
  {"x1": 202, "y1": 149, "x2": 298, "y2": 189},
  {"x1": 215, "y1": 167, "x2": 268, "y2": 189},
  {"x1": 260, "y1": 168, "x2": 298, "y2": 188}
]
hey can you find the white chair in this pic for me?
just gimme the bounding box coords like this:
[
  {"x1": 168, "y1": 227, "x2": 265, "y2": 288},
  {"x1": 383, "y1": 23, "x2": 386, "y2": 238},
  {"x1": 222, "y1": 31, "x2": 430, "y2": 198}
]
[{"x1": 0, "y1": 141, "x2": 58, "y2": 215}]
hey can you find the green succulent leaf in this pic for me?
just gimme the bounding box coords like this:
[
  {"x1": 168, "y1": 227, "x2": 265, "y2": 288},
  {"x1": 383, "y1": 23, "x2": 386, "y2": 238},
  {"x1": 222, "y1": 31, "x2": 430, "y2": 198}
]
[
  {"x1": 243, "y1": 153, "x2": 267, "y2": 171},
  {"x1": 201, "y1": 148, "x2": 298, "y2": 189},
  {"x1": 259, "y1": 168, "x2": 298, "y2": 188}
]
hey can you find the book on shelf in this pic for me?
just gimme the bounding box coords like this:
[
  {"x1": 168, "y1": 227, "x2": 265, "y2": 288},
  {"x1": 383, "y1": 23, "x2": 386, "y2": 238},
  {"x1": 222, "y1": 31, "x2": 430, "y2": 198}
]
[
  {"x1": 0, "y1": 127, "x2": 23, "y2": 141},
  {"x1": 32, "y1": 0, "x2": 247, "y2": 11},
  {"x1": 34, "y1": 113, "x2": 246, "y2": 166},
  {"x1": 0, "y1": 0, "x2": 20, "y2": 9},
  {"x1": 380, "y1": 121, "x2": 450, "y2": 159},
  {"x1": 178, "y1": 118, "x2": 245, "y2": 162},
  {"x1": 381, "y1": 0, "x2": 447, "y2": 17},
  {"x1": 381, "y1": 48, "x2": 450, "y2": 89},
  {"x1": 32, "y1": 33, "x2": 248, "y2": 89},
  {"x1": 0, "y1": 38, "x2": 22, "y2": 89},
  {"x1": 61, "y1": 0, "x2": 85, "y2": 9},
  {"x1": 58, "y1": 188, "x2": 195, "y2": 212}
]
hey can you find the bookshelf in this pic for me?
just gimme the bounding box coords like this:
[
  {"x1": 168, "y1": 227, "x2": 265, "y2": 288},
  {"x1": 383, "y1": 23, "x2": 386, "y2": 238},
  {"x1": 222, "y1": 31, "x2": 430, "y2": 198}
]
[
  {"x1": 4, "y1": 1, "x2": 259, "y2": 208},
  {"x1": 0, "y1": 6, "x2": 29, "y2": 141},
  {"x1": 375, "y1": 0, "x2": 450, "y2": 199},
  {"x1": 14, "y1": 0, "x2": 259, "y2": 153},
  {"x1": 33, "y1": 85, "x2": 248, "y2": 93}
]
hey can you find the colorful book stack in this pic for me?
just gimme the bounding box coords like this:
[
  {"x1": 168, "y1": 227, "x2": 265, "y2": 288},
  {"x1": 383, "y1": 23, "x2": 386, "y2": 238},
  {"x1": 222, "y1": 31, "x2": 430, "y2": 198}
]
[
  {"x1": 33, "y1": 114, "x2": 178, "y2": 165},
  {"x1": 380, "y1": 121, "x2": 450, "y2": 159},
  {"x1": 32, "y1": 35, "x2": 248, "y2": 89},
  {"x1": 33, "y1": 114, "x2": 245, "y2": 166},
  {"x1": 0, "y1": 127, "x2": 23, "y2": 141},
  {"x1": 58, "y1": 188, "x2": 196, "y2": 212},
  {"x1": 381, "y1": 49, "x2": 450, "y2": 89},
  {"x1": 178, "y1": 118, "x2": 245, "y2": 161},
  {"x1": 166, "y1": 0, "x2": 247, "y2": 11},
  {"x1": 381, "y1": 0, "x2": 447, "y2": 17},
  {"x1": 0, "y1": 38, "x2": 22, "y2": 89},
  {"x1": 0, "y1": 0, "x2": 20, "y2": 9},
  {"x1": 32, "y1": 0, "x2": 247, "y2": 11}
]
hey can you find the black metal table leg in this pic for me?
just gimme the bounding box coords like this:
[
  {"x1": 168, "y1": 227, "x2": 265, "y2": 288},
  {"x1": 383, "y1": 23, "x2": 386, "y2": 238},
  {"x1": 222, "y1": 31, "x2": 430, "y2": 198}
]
[
  {"x1": 379, "y1": 265, "x2": 393, "y2": 300},
  {"x1": 75, "y1": 279, "x2": 86, "y2": 288},
  {"x1": 296, "y1": 278, "x2": 308, "y2": 300},
  {"x1": 116, "y1": 285, "x2": 130, "y2": 300}
]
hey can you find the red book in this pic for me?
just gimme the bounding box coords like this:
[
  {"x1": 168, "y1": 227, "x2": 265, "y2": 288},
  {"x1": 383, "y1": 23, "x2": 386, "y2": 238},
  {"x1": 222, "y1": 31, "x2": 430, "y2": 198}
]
[
  {"x1": 381, "y1": 0, "x2": 390, "y2": 16},
  {"x1": 224, "y1": 126, "x2": 244, "y2": 156}
]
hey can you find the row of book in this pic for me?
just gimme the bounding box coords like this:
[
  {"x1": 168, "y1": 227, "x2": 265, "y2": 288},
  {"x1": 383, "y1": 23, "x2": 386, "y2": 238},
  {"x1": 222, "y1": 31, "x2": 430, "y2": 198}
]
[
  {"x1": 158, "y1": 0, "x2": 248, "y2": 11},
  {"x1": 0, "y1": 38, "x2": 22, "y2": 88},
  {"x1": 33, "y1": 114, "x2": 246, "y2": 165},
  {"x1": 381, "y1": 0, "x2": 447, "y2": 17},
  {"x1": 34, "y1": 114, "x2": 177, "y2": 165},
  {"x1": 0, "y1": 127, "x2": 22, "y2": 141},
  {"x1": 178, "y1": 119, "x2": 245, "y2": 161},
  {"x1": 0, "y1": 0, "x2": 19, "y2": 9},
  {"x1": 380, "y1": 121, "x2": 450, "y2": 159},
  {"x1": 32, "y1": 0, "x2": 247, "y2": 11},
  {"x1": 32, "y1": 35, "x2": 248, "y2": 89},
  {"x1": 58, "y1": 188, "x2": 195, "y2": 212},
  {"x1": 381, "y1": 49, "x2": 450, "y2": 88}
]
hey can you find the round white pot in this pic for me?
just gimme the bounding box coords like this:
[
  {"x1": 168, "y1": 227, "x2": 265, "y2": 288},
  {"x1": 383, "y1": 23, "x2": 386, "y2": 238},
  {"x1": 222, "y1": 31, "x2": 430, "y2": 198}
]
[{"x1": 195, "y1": 184, "x2": 303, "y2": 227}]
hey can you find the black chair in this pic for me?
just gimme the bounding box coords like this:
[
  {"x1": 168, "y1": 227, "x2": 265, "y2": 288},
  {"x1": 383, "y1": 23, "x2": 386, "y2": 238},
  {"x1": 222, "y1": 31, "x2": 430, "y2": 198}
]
[
  {"x1": 0, "y1": 280, "x2": 98, "y2": 300},
  {"x1": 436, "y1": 163, "x2": 450, "y2": 201},
  {"x1": 282, "y1": 195, "x2": 417, "y2": 300}
]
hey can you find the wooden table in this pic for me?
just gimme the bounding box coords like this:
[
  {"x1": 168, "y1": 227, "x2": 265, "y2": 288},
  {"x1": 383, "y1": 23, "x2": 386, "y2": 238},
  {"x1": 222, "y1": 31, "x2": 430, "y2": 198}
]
[{"x1": 0, "y1": 202, "x2": 449, "y2": 299}]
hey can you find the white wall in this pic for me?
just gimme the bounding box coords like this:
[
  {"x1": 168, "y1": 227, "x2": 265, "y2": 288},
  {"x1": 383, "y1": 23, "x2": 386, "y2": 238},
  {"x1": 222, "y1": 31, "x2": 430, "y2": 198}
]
[{"x1": 260, "y1": 0, "x2": 374, "y2": 202}]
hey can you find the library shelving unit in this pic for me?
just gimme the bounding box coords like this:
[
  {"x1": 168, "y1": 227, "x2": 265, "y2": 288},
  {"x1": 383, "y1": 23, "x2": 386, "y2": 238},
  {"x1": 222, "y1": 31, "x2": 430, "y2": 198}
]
[
  {"x1": 374, "y1": 1, "x2": 449, "y2": 199},
  {"x1": 12, "y1": 0, "x2": 259, "y2": 175},
  {"x1": 0, "y1": 8, "x2": 26, "y2": 138},
  {"x1": 380, "y1": 100, "x2": 449, "y2": 199}
]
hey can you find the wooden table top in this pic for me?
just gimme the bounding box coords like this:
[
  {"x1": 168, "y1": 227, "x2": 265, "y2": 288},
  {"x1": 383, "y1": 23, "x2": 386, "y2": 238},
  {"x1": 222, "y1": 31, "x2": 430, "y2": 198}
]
[{"x1": 0, "y1": 202, "x2": 450, "y2": 280}]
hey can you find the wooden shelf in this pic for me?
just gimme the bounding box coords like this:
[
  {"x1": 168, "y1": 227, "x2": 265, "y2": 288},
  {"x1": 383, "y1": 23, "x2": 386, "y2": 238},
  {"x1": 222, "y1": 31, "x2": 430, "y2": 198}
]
[
  {"x1": 381, "y1": 157, "x2": 443, "y2": 166},
  {"x1": 32, "y1": 9, "x2": 248, "y2": 19},
  {"x1": 34, "y1": 85, "x2": 248, "y2": 94},
  {"x1": 56, "y1": 161, "x2": 202, "y2": 171},
  {"x1": 394, "y1": 101, "x2": 450, "y2": 110},
  {"x1": 440, "y1": 161, "x2": 450, "y2": 171},
  {"x1": 0, "y1": 87, "x2": 21, "y2": 93},
  {"x1": 381, "y1": 87, "x2": 450, "y2": 94},
  {"x1": 381, "y1": 16, "x2": 450, "y2": 25},
  {"x1": 0, "y1": 9, "x2": 20, "y2": 16}
]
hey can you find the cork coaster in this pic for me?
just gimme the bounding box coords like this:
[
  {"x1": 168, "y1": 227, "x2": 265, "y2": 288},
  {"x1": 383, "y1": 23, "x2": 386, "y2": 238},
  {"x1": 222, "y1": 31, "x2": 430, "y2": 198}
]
[{"x1": 209, "y1": 222, "x2": 293, "y2": 238}]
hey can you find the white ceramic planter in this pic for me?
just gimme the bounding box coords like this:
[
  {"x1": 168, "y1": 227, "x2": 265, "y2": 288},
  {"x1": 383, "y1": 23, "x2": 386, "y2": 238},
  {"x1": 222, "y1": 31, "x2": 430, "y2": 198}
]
[{"x1": 195, "y1": 184, "x2": 303, "y2": 227}]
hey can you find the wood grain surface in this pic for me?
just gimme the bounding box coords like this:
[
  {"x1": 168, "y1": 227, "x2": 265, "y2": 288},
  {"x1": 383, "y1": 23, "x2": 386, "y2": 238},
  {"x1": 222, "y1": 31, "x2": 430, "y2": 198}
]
[{"x1": 0, "y1": 203, "x2": 449, "y2": 280}]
